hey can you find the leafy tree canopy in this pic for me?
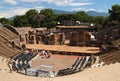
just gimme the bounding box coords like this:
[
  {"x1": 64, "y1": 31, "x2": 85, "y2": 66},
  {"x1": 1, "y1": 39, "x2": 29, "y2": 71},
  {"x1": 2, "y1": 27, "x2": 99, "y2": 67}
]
[
  {"x1": 109, "y1": 4, "x2": 120, "y2": 26},
  {"x1": 109, "y1": 4, "x2": 120, "y2": 21},
  {"x1": 0, "y1": 18, "x2": 12, "y2": 25},
  {"x1": 10, "y1": 4, "x2": 120, "y2": 28}
]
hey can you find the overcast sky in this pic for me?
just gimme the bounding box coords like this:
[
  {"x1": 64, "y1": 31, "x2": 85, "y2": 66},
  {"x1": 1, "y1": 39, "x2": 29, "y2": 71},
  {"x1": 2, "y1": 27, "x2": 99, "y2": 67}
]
[{"x1": 0, "y1": 0, "x2": 120, "y2": 18}]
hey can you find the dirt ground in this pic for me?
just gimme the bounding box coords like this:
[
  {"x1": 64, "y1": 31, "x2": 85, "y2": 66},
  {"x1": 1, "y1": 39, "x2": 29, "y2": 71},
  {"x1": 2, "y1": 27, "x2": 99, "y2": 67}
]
[
  {"x1": 30, "y1": 54, "x2": 79, "y2": 73},
  {"x1": 0, "y1": 55, "x2": 120, "y2": 81}
]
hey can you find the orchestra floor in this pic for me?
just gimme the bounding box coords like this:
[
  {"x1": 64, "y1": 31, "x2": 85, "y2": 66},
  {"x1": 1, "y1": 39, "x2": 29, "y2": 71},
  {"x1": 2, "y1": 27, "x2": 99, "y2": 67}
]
[{"x1": 30, "y1": 54, "x2": 79, "y2": 73}]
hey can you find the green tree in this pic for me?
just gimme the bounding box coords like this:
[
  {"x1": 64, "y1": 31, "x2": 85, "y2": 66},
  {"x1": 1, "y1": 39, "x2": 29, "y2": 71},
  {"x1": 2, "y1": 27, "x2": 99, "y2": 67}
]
[
  {"x1": 109, "y1": 4, "x2": 120, "y2": 26},
  {"x1": 32, "y1": 14, "x2": 45, "y2": 27},
  {"x1": 40, "y1": 9, "x2": 56, "y2": 28},
  {"x1": 0, "y1": 18, "x2": 12, "y2": 25},
  {"x1": 56, "y1": 14, "x2": 75, "y2": 21},
  {"x1": 13, "y1": 15, "x2": 29, "y2": 27},
  {"x1": 20, "y1": 15, "x2": 29, "y2": 26},
  {"x1": 102, "y1": 16, "x2": 109, "y2": 28},
  {"x1": 40, "y1": 9, "x2": 55, "y2": 21},
  {"x1": 87, "y1": 16, "x2": 94, "y2": 23},
  {"x1": 56, "y1": 14, "x2": 76, "y2": 25},
  {"x1": 13, "y1": 16, "x2": 23, "y2": 27},
  {"x1": 74, "y1": 11, "x2": 89, "y2": 22},
  {"x1": 109, "y1": 4, "x2": 120, "y2": 21},
  {"x1": 93, "y1": 16, "x2": 106, "y2": 27},
  {"x1": 25, "y1": 9, "x2": 39, "y2": 27}
]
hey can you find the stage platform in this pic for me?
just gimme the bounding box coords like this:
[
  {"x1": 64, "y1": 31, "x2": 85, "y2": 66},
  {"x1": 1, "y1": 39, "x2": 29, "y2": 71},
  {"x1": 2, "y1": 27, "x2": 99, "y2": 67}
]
[{"x1": 26, "y1": 44, "x2": 100, "y2": 54}]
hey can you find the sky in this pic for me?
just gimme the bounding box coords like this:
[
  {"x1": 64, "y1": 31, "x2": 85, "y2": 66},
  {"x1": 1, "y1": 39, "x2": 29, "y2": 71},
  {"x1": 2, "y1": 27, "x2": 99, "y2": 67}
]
[{"x1": 0, "y1": 0, "x2": 120, "y2": 18}]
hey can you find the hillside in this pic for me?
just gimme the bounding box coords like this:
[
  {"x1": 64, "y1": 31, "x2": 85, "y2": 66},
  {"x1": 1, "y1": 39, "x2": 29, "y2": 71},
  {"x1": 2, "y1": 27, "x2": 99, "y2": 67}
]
[
  {"x1": 86, "y1": 11, "x2": 109, "y2": 17},
  {"x1": 53, "y1": 9, "x2": 109, "y2": 17},
  {"x1": 9, "y1": 10, "x2": 109, "y2": 20}
]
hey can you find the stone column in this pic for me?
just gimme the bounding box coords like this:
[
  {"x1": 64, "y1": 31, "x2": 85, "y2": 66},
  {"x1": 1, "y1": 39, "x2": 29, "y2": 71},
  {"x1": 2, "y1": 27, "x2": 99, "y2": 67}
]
[{"x1": 34, "y1": 34, "x2": 36, "y2": 44}]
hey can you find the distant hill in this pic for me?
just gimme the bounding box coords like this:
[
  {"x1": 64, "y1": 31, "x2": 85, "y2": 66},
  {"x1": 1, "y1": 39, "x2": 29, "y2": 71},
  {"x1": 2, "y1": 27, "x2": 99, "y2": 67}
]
[
  {"x1": 9, "y1": 15, "x2": 17, "y2": 20},
  {"x1": 86, "y1": 11, "x2": 109, "y2": 17},
  {"x1": 53, "y1": 10, "x2": 76, "y2": 14},
  {"x1": 53, "y1": 9, "x2": 109, "y2": 17}
]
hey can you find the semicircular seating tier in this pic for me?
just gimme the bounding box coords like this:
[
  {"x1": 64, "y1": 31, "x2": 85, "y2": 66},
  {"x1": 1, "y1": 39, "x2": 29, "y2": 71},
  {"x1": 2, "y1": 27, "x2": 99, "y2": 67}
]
[{"x1": 0, "y1": 26, "x2": 21, "y2": 58}]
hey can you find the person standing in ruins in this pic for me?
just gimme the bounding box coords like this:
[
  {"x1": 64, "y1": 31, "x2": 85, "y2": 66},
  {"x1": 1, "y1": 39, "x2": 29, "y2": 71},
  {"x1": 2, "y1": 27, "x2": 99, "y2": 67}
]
[{"x1": 6, "y1": 58, "x2": 12, "y2": 73}]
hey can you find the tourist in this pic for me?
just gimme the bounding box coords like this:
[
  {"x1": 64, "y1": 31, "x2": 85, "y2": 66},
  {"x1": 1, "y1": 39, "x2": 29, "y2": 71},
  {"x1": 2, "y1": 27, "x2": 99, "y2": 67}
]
[
  {"x1": 47, "y1": 50, "x2": 51, "y2": 58},
  {"x1": 41, "y1": 49, "x2": 47, "y2": 58}
]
